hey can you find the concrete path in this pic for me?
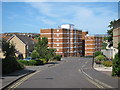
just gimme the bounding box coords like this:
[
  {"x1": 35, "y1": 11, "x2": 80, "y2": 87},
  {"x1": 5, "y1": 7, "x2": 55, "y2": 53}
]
[{"x1": 94, "y1": 63, "x2": 112, "y2": 76}]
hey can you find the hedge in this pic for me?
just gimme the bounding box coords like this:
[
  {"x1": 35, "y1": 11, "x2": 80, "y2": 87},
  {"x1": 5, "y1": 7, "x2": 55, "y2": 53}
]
[
  {"x1": 39, "y1": 59, "x2": 47, "y2": 64},
  {"x1": 18, "y1": 59, "x2": 45, "y2": 66},
  {"x1": 54, "y1": 54, "x2": 62, "y2": 61}
]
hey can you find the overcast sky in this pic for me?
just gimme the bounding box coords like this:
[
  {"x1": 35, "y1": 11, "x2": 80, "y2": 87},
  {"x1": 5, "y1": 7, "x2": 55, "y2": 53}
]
[{"x1": 2, "y1": 1, "x2": 118, "y2": 34}]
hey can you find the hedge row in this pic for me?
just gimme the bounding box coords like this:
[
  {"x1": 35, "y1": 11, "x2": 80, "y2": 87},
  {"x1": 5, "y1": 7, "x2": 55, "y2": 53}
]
[{"x1": 18, "y1": 60, "x2": 44, "y2": 66}]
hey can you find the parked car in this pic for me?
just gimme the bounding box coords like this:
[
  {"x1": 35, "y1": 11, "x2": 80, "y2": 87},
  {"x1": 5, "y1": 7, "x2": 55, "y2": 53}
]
[{"x1": 23, "y1": 57, "x2": 32, "y2": 61}]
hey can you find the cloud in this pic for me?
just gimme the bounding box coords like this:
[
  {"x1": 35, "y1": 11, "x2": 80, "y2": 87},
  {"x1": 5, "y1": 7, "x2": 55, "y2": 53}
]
[
  {"x1": 26, "y1": 2, "x2": 58, "y2": 17},
  {"x1": 36, "y1": 16, "x2": 56, "y2": 26},
  {"x1": 26, "y1": 2, "x2": 117, "y2": 34}
]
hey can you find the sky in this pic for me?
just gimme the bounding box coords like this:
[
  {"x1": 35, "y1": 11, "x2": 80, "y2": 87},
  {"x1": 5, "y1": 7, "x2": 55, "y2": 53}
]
[{"x1": 2, "y1": 1, "x2": 119, "y2": 34}]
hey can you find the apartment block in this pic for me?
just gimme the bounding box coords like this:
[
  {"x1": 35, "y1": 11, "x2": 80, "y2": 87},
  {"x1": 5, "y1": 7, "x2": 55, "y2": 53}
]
[
  {"x1": 40, "y1": 24, "x2": 82, "y2": 57},
  {"x1": 85, "y1": 35, "x2": 103, "y2": 56},
  {"x1": 81, "y1": 31, "x2": 88, "y2": 56}
]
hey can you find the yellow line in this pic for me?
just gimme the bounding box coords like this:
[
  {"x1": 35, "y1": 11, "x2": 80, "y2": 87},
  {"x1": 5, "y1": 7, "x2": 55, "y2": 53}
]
[
  {"x1": 8, "y1": 71, "x2": 39, "y2": 89},
  {"x1": 8, "y1": 63, "x2": 60, "y2": 89}
]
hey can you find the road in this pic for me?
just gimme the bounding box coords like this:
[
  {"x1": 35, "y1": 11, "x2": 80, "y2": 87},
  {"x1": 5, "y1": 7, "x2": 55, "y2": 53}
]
[{"x1": 9, "y1": 57, "x2": 118, "y2": 89}]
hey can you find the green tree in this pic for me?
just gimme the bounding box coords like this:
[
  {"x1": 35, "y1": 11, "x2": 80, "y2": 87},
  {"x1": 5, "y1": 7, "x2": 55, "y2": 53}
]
[
  {"x1": 1, "y1": 40, "x2": 24, "y2": 74},
  {"x1": 45, "y1": 48, "x2": 56, "y2": 60},
  {"x1": 32, "y1": 37, "x2": 58, "y2": 62},
  {"x1": 2, "y1": 40, "x2": 16, "y2": 58},
  {"x1": 94, "y1": 51, "x2": 103, "y2": 57},
  {"x1": 34, "y1": 34, "x2": 40, "y2": 40},
  {"x1": 102, "y1": 42, "x2": 107, "y2": 49},
  {"x1": 31, "y1": 50, "x2": 39, "y2": 59},
  {"x1": 112, "y1": 42, "x2": 120, "y2": 77},
  {"x1": 107, "y1": 20, "x2": 117, "y2": 47}
]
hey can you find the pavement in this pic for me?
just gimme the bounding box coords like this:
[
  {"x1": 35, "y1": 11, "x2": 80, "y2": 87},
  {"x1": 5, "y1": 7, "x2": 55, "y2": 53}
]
[
  {"x1": 93, "y1": 63, "x2": 112, "y2": 76},
  {"x1": 1, "y1": 61, "x2": 61, "y2": 90},
  {"x1": 1, "y1": 57, "x2": 119, "y2": 89},
  {"x1": 81, "y1": 58, "x2": 119, "y2": 88}
]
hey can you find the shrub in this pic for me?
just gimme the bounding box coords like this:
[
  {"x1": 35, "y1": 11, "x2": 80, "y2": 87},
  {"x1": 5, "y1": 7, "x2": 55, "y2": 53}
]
[
  {"x1": 94, "y1": 51, "x2": 103, "y2": 57},
  {"x1": 2, "y1": 57, "x2": 24, "y2": 74},
  {"x1": 31, "y1": 50, "x2": 39, "y2": 59},
  {"x1": 39, "y1": 59, "x2": 47, "y2": 64},
  {"x1": 54, "y1": 54, "x2": 62, "y2": 61},
  {"x1": 112, "y1": 54, "x2": 120, "y2": 76},
  {"x1": 102, "y1": 61, "x2": 112, "y2": 67},
  {"x1": 18, "y1": 60, "x2": 38, "y2": 66},
  {"x1": 95, "y1": 55, "x2": 107, "y2": 64}
]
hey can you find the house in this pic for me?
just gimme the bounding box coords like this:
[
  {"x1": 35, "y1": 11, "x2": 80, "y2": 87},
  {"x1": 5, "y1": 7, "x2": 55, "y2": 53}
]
[
  {"x1": 40, "y1": 24, "x2": 82, "y2": 57},
  {"x1": 7, "y1": 34, "x2": 37, "y2": 59},
  {"x1": 113, "y1": 19, "x2": 120, "y2": 48},
  {"x1": 112, "y1": 19, "x2": 120, "y2": 58}
]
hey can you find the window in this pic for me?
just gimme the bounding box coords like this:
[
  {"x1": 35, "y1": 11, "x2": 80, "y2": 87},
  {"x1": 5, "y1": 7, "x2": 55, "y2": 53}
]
[
  {"x1": 57, "y1": 39, "x2": 59, "y2": 41},
  {"x1": 57, "y1": 29, "x2": 59, "y2": 32},
  {"x1": 57, "y1": 44, "x2": 59, "y2": 46},
  {"x1": 57, "y1": 34, "x2": 59, "y2": 37},
  {"x1": 57, "y1": 49, "x2": 59, "y2": 51}
]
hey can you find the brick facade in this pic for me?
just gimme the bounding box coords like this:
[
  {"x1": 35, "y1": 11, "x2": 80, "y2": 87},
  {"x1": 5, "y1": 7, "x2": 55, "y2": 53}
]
[
  {"x1": 40, "y1": 28, "x2": 82, "y2": 57},
  {"x1": 85, "y1": 36, "x2": 103, "y2": 56}
]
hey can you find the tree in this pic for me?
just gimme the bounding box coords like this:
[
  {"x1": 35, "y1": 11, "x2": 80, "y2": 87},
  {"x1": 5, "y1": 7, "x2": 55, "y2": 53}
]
[
  {"x1": 1, "y1": 40, "x2": 16, "y2": 58},
  {"x1": 35, "y1": 37, "x2": 48, "y2": 58},
  {"x1": 94, "y1": 51, "x2": 103, "y2": 57},
  {"x1": 33, "y1": 34, "x2": 40, "y2": 40},
  {"x1": 112, "y1": 42, "x2": 120, "y2": 77},
  {"x1": 45, "y1": 48, "x2": 56, "y2": 60},
  {"x1": 107, "y1": 20, "x2": 116, "y2": 47},
  {"x1": 1, "y1": 40, "x2": 24, "y2": 74},
  {"x1": 102, "y1": 42, "x2": 107, "y2": 49},
  {"x1": 33, "y1": 37, "x2": 57, "y2": 62},
  {"x1": 31, "y1": 50, "x2": 39, "y2": 59}
]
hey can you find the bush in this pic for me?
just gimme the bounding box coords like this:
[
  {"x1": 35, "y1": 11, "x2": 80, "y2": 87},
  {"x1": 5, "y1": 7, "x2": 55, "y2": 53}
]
[
  {"x1": 2, "y1": 57, "x2": 24, "y2": 74},
  {"x1": 54, "y1": 54, "x2": 62, "y2": 61},
  {"x1": 95, "y1": 55, "x2": 107, "y2": 64},
  {"x1": 94, "y1": 51, "x2": 103, "y2": 57},
  {"x1": 18, "y1": 60, "x2": 39, "y2": 66},
  {"x1": 102, "y1": 61, "x2": 112, "y2": 67},
  {"x1": 31, "y1": 50, "x2": 39, "y2": 59},
  {"x1": 39, "y1": 59, "x2": 47, "y2": 64},
  {"x1": 112, "y1": 54, "x2": 120, "y2": 76}
]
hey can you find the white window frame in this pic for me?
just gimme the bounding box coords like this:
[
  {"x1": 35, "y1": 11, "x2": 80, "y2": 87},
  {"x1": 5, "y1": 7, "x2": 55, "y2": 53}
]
[
  {"x1": 57, "y1": 29, "x2": 59, "y2": 32},
  {"x1": 57, "y1": 39, "x2": 59, "y2": 41},
  {"x1": 57, "y1": 34, "x2": 59, "y2": 37}
]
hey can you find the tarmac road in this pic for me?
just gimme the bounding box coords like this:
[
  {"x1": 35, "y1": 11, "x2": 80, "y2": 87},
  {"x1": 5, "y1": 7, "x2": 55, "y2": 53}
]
[{"x1": 8, "y1": 57, "x2": 118, "y2": 89}]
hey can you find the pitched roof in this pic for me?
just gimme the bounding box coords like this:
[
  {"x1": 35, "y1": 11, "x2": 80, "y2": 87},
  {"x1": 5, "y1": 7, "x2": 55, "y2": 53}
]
[
  {"x1": 9, "y1": 34, "x2": 36, "y2": 45},
  {"x1": 30, "y1": 38, "x2": 38, "y2": 43}
]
